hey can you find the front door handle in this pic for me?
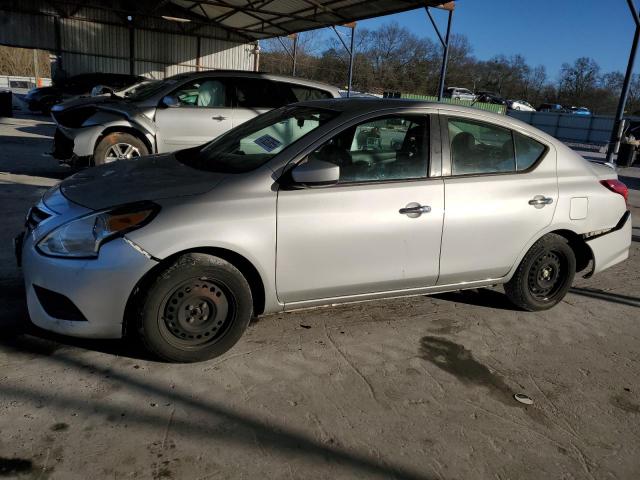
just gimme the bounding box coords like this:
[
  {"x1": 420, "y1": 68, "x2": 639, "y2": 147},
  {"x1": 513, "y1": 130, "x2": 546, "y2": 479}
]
[
  {"x1": 212, "y1": 115, "x2": 227, "y2": 121},
  {"x1": 399, "y1": 202, "x2": 431, "y2": 218},
  {"x1": 528, "y1": 195, "x2": 553, "y2": 209}
]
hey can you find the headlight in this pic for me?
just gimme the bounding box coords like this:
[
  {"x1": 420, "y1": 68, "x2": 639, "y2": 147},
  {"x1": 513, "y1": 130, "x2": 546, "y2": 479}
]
[{"x1": 37, "y1": 204, "x2": 158, "y2": 258}]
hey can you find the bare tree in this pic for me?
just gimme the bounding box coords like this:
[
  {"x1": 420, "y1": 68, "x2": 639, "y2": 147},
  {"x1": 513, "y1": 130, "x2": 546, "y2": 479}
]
[{"x1": 0, "y1": 46, "x2": 51, "y2": 78}]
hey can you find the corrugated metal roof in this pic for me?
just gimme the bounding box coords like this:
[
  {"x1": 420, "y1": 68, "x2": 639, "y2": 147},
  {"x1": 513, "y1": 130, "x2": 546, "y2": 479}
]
[
  {"x1": 168, "y1": 0, "x2": 450, "y2": 39},
  {"x1": 1, "y1": 1, "x2": 450, "y2": 43}
]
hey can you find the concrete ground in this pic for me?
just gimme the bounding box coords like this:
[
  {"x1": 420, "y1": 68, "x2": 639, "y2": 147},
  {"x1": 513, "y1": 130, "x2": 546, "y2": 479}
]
[{"x1": 0, "y1": 113, "x2": 639, "y2": 480}]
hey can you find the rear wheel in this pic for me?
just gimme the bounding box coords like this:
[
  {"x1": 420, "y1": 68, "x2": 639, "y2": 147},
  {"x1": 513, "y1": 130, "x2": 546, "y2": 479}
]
[
  {"x1": 94, "y1": 132, "x2": 148, "y2": 166},
  {"x1": 137, "y1": 253, "x2": 253, "y2": 363},
  {"x1": 504, "y1": 234, "x2": 576, "y2": 311}
]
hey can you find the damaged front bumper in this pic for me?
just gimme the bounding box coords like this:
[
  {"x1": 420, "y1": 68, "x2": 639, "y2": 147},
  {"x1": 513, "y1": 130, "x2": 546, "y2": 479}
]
[{"x1": 51, "y1": 126, "x2": 99, "y2": 167}]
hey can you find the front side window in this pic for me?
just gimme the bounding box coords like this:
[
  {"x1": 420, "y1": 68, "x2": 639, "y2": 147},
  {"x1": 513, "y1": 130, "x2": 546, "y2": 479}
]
[
  {"x1": 308, "y1": 115, "x2": 429, "y2": 183},
  {"x1": 177, "y1": 106, "x2": 338, "y2": 173},
  {"x1": 448, "y1": 118, "x2": 515, "y2": 175},
  {"x1": 171, "y1": 78, "x2": 229, "y2": 108}
]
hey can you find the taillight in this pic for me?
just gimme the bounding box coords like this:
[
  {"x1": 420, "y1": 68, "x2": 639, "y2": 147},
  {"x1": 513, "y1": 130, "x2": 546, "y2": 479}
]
[{"x1": 600, "y1": 179, "x2": 629, "y2": 204}]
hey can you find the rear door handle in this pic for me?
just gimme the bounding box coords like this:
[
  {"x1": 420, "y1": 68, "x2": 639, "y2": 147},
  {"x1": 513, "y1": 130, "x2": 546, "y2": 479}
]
[
  {"x1": 399, "y1": 203, "x2": 431, "y2": 218},
  {"x1": 211, "y1": 115, "x2": 227, "y2": 121},
  {"x1": 528, "y1": 195, "x2": 553, "y2": 208}
]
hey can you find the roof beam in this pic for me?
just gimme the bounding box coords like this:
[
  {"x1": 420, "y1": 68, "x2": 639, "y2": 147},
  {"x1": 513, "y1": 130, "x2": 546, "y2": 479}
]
[
  {"x1": 193, "y1": 0, "x2": 291, "y2": 34},
  {"x1": 190, "y1": 0, "x2": 338, "y2": 27}
]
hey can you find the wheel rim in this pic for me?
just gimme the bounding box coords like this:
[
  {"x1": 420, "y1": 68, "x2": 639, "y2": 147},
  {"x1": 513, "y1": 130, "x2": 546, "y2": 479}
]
[
  {"x1": 527, "y1": 250, "x2": 566, "y2": 301},
  {"x1": 159, "y1": 279, "x2": 235, "y2": 348},
  {"x1": 104, "y1": 143, "x2": 141, "y2": 163}
]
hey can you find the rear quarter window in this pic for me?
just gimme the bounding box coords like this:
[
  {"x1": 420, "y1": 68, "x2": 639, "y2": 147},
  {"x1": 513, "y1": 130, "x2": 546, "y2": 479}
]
[
  {"x1": 289, "y1": 86, "x2": 333, "y2": 101},
  {"x1": 514, "y1": 132, "x2": 546, "y2": 170}
]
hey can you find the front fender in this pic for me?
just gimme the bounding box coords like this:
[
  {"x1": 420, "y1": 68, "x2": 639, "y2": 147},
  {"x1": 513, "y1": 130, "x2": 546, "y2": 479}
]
[{"x1": 81, "y1": 110, "x2": 157, "y2": 154}]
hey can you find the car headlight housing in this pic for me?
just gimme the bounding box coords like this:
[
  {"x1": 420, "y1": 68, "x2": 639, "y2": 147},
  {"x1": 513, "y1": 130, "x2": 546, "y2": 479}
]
[{"x1": 37, "y1": 203, "x2": 158, "y2": 258}]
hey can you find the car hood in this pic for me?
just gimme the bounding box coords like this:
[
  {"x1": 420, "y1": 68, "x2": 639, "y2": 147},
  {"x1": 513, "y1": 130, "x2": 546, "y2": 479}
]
[
  {"x1": 51, "y1": 96, "x2": 147, "y2": 127},
  {"x1": 54, "y1": 95, "x2": 141, "y2": 115},
  {"x1": 59, "y1": 151, "x2": 227, "y2": 210}
]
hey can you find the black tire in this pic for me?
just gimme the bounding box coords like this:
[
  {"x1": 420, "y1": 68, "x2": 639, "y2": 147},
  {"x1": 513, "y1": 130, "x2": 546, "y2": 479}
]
[
  {"x1": 137, "y1": 253, "x2": 253, "y2": 363},
  {"x1": 504, "y1": 233, "x2": 576, "y2": 311},
  {"x1": 94, "y1": 132, "x2": 148, "y2": 166}
]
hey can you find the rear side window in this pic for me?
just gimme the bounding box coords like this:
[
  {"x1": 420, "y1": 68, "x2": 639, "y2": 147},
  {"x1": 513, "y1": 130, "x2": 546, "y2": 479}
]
[
  {"x1": 514, "y1": 132, "x2": 545, "y2": 170},
  {"x1": 289, "y1": 86, "x2": 333, "y2": 102},
  {"x1": 448, "y1": 118, "x2": 515, "y2": 175},
  {"x1": 233, "y1": 79, "x2": 288, "y2": 108}
]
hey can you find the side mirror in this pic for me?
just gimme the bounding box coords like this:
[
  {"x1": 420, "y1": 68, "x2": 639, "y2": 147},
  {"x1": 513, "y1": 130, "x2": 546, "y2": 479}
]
[
  {"x1": 162, "y1": 95, "x2": 179, "y2": 108},
  {"x1": 291, "y1": 159, "x2": 340, "y2": 186}
]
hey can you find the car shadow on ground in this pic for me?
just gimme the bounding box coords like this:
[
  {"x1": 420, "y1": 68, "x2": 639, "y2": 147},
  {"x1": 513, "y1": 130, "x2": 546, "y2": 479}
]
[
  {"x1": 431, "y1": 288, "x2": 520, "y2": 311},
  {"x1": 569, "y1": 287, "x2": 640, "y2": 308},
  {"x1": 0, "y1": 327, "x2": 437, "y2": 480},
  {"x1": 14, "y1": 123, "x2": 56, "y2": 137}
]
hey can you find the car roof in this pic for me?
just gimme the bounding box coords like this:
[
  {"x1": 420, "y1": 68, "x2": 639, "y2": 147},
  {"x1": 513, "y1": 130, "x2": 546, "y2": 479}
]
[
  {"x1": 164, "y1": 70, "x2": 340, "y2": 94},
  {"x1": 295, "y1": 98, "x2": 561, "y2": 143}
]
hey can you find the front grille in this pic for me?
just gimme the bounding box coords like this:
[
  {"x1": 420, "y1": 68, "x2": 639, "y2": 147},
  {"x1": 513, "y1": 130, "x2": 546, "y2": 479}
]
[
  {"x1": 26, "y1": 206, "x2": 51, "y2": 231},
  {"x1": 52, "y1": 128, "x2": 74, "y2": 160},
  {"x1": 33, "y1": 285, "x2": 87, "y2": 321}
]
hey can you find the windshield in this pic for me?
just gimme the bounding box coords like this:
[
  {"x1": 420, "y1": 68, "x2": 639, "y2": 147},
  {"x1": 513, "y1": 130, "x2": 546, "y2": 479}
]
[
  {"x1": 176, "y1": 106, "x2": 339, "y2": 173},
  {"x1": 124, "y1": 73, "x2": 194, "y2": 102}
]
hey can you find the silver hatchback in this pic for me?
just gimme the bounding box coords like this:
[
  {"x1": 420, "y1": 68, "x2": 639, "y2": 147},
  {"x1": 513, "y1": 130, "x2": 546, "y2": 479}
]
[{"x1": 19, "y1": 99, "x2": 631, "y2": 362}]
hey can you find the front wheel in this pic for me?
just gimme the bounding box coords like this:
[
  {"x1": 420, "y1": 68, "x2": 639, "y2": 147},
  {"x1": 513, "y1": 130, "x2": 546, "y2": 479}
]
[
  {"x1": 137, "y1": 253, "x2": 253, "y2": 363},
  {"x1": 94, "y1": 132, "x2": 148, "y2": 166},
  {"x1": 504, "y1": 234, "x2": 576, "y2": 311}
]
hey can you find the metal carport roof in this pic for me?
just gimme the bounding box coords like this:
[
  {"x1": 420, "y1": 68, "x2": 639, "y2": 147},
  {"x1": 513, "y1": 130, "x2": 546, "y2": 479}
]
[
  {"x1": 166, "y1": 0, "x2": 450, "y2": 39},
  {"x1": 2, "y1": 0, "x2": 450, "y2": 42}
]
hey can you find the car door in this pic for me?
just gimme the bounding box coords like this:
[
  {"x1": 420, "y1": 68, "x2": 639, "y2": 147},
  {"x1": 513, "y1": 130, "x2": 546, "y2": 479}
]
[
  {"x1": 154, "y1": 77, "x2": 233, "y2": 153},
  {"x1": 276, "y1": 112, "x2": 445, "y2": 304},
  {"x1": 231, "y1": 78, "x2": 290, "y2": 128},
  {"x1": 437, "y1": 112, "x2": 557, "y2": 285}
]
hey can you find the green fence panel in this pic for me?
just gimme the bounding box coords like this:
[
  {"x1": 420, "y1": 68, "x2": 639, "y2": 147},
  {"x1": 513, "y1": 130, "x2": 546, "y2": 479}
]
[{"x1": 397, "y1": 93, "x2": 506, "y2": 115}]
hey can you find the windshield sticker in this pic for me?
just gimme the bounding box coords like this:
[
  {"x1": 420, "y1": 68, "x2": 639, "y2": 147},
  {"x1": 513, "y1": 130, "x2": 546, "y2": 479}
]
[{"x1": 254, "y1": 134, "x2": 282, "y2": 152}]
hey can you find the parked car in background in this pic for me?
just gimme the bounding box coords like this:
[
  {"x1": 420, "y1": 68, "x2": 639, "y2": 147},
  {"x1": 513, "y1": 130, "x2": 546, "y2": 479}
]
[
  {"x1": 444, "y1": 87, "x2": 476, "y2": 101},
  {"x1": 475, "y1": 91, "x2": 507, "y2": 105},
  {"x1": 568, "y1": 106, "x2": 592, "y2": 116},
  {"x1": 50, "y1": 71, "x2": 340, "y2": 166},
  {"x1": 24, "y1": 73, "x2": 146, "y2": 113},
  {"x1": 17, "y1": 99, "x2": 631, "y2": 362},
  {"x1": 507, "y1": 99, "x2": 536, "y2": 112},
  {"x1": 537, "y1": 103, "x2": 563, "y2": 113}
]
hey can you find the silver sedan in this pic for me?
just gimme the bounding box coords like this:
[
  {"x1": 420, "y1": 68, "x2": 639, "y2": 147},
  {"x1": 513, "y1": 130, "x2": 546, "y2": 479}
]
[{"x1": 17, "y1": 99, "x2": 631, "y2": 362}]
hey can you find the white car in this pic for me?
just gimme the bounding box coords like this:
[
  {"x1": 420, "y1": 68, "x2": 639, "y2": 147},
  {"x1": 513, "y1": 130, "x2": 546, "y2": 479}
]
[
  {"x1": 508, "y1": 99, "x2": 536, "y2": 112},
  {"x1": 445, "y1": 87, "x2": 476, "y2": 102}
]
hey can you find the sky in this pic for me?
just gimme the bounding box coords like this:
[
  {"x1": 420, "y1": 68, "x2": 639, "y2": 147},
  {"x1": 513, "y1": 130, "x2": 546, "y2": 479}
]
[{"x1": 346, "y1": 0, "x2": 637, "y2": 80}]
